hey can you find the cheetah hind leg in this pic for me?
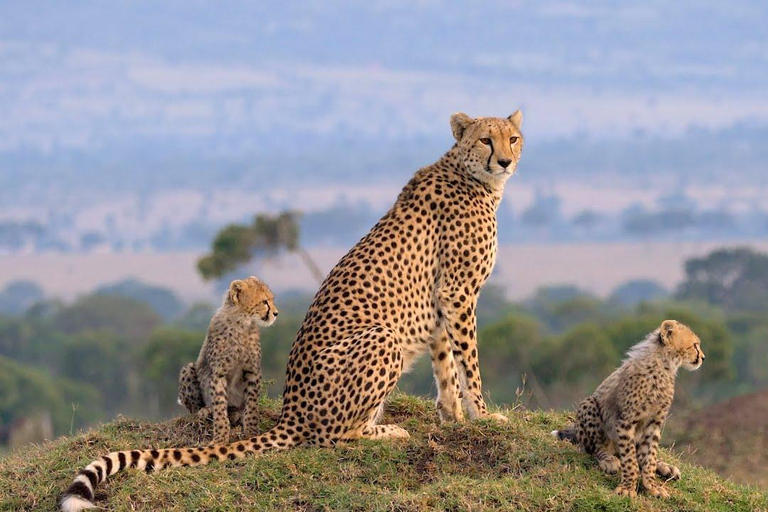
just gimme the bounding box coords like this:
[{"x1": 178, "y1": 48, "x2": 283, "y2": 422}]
[
  {"x1": 325, "y1": 327, "x2": 410, "y2": 443},
  {"x1": 178, "y1": 362, "x2": 205, "y2": 414}
]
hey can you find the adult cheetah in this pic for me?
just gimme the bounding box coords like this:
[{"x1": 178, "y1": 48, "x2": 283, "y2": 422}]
[{"x1": 60, "y1": 111, "x2": 524, "y2": 511}]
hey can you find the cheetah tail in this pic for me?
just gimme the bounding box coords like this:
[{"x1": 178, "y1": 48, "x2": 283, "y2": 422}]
[
  {"x1": 60, "y1": 423, "x2": 295, "y2": 512},
  {"x1": 550, "y1": 427, "x2": 578, "y2": 444}
]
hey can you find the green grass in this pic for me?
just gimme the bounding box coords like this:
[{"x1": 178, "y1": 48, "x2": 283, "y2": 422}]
[{"x1": 1, "y1": 395, "x2": 766, "y2": 511}]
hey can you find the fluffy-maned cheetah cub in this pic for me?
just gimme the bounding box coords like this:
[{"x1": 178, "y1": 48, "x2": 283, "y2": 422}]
[
  {"x1": 552, "y1": 320, "x2": 704, "y2": 498},
  {"x1": 177, "y1": 276, "x2": 278, "y2": 444}
]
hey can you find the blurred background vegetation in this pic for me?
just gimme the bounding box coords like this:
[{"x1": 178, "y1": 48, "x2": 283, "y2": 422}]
[{"x1": 1, "y1": 218, "x2": 768, "y2": 486}]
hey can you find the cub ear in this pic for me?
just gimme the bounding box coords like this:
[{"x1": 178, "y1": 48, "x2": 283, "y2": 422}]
[
  {"x1": 229, "y1": 280, "x2": 245, "y2": 304},
  {"x1": 450, "y1": 112, "x2": 474, "y2": 141},
  {"x1": 508, "y1": 110, "x2": 523, "y2": 128},
  {"x1": 659, "y1": 319, "x2": 678, "y2": 344}
]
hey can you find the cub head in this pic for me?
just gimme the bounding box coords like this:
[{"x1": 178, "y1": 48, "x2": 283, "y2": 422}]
[
  {"x1": 450, "y1": 111, "x2": 524, "y2": 188},
  {"x1": 228, "y1": 276, "x2": 278, "y2": 327},
  {"x1": 659, "y1": 319, "x2": 704, "y2": 370}
]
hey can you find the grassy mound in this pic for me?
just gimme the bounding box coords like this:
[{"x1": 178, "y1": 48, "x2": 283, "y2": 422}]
[{"x1": 1, "y1": 395, "x2": 766, "y2": 512}]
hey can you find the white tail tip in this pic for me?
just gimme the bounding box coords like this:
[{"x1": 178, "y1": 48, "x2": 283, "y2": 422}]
[{"x1": 61, "y1": 495, "x2": 95, "y2": 512}]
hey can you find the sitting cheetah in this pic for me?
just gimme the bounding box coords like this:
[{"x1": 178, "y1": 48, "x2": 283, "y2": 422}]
[
  {"x1": 177, "y1": 276, "x2": 278, "y2": 443},
  {"x1": 60, "y1": 110, "x2": 524, "y2": 511},
  {"x1": 552, "y1": 320, "x2": 705, "y2": 498}
]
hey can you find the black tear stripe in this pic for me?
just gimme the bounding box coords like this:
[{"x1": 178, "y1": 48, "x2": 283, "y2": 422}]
[
  {"x1": 66, "y1": 481, "x2": 94, "y2": 501},
  {"x1": 485, "y1": 139, "x2": 495, "y2": 172},
  {"x1": 103, "y1": 456, "x2": 113, "y2": 476},
  {"x1": 78, "y1": 469, "x2": 97, "y2": 488},
  {"x1": 118, "y1": 452, "x2": 126, "y2": 470}
]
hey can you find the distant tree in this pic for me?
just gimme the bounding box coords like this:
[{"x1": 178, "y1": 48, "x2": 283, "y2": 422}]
[
  {"x1": 0, "y1": 280, "x2": 45, "y2": 316},
  {"x1": 524, "y1": 285, "x2": 603, "y2": 333},
  {"x1": 520, "y1": 190, "x2": 562, "y2": 227},
  {"x1": 259, "y1": 313, "x2": 306, "y2": 395},
  {"x1": 609, "y1": 279, "x2": 668, "y2": 307},
  {"x1": 676, "y1": 248, "x2": 768, "y2": 312},
  {"x1": 571, "y1": 209, "x2": 603, "y2": 232},
  {"x1": 0, "y1": 355, "x2": 101, "y2": 436},
  {"x1": 141, "y1": 328, "x2": 204, "y2": 415},
  {"x1": 54, "y1": 294, "x2": 162, "y2": 343},
  {"x1": 739, "y1": 327, "x2": 768, "y2": 388},
  {"x1": 198, "y1": 211, "x2": 324, "y2": 284},
  {"x1": 59, "y1": 331, "x2": 133, "y2": 410},
  {"x1": 534, "y1": 322, "x2": 618, "y2": 406},
  {"x1": 476, "y1": 283, "x2": 514, "y2": 327},
  {"x1": 95, "y1": 279, "x2": 184, "y2": 320},
  {"x1": 174, "y1": 302, "x2": 216, "y2": 331},
  {"x1": 606, "y1": 315, "x2": 663, "y2": 354},
  {"x1": 479, "y1": 313, "x2": 551, "y2": 407}
]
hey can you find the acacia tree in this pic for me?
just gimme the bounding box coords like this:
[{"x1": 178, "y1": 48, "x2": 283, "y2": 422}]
[
  {"x1": 197, "y1": 211, "x2": 324, "y2": 284},
  {"x1": 676, "y1": 248, "x2": 768, "y2": 312}
]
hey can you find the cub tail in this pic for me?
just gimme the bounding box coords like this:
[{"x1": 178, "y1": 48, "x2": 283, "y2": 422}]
[
  {"x1": 60, "y1": 423, "x2": 295, "y2": 511},
  {"x1": 550, "y1": 427, "x2": 578, "y2": 444}
]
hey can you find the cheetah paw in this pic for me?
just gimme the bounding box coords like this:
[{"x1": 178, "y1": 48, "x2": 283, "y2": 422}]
[
  {"x1": 614, "y1": 485, "x2": 638, "y2": 498},
  {"x1": 383, "y1": 425, "x2": 411, "y2": 440},
  {"x1": 657, "y1": 461, "x2": 681, "y2": 481},
  {"x1": 436, "y1": 398, "x2": 464, "y2": 423},
  {"x1": 483, "y1": 412, "x2": 509, "y2": 423},
  {"x1": 598, "y1": 458, "x2": 620, "y2": 475},
  {"x1": 645, "y1": 484, "x2": 670, "y2": 499}
]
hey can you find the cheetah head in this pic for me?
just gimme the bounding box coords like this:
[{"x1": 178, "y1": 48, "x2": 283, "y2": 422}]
[
  {"x1": 450, "y1": 111, "x2": 524, "y2": 188},
  {"x1": 659, "y1": 319, "x2": 705, "y2": 371},
  {"x1": 228, "y1": 276, "x2": 279, "y2": 327}
]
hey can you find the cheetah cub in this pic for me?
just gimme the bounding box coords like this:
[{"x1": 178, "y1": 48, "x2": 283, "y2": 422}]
[
  {"x1": 552, "y1": 319, "x2": 704, "y2": 498},
  {"x1": 177, "y1": 276, "x2": 278, "y2": 444}
]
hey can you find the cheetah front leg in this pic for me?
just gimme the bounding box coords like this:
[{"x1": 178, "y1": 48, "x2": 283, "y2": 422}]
[
  {"x1": 429, "y1": 328, "x2": 464, "y2": 423},
  {"x1": 241, "y1": 367, "x2": 262, "y2": 437},
  {"x1": 210, "y1": 374, "x2": 231, "y2": 444},
  {"x1": 438, "y1": 288, "x2": 506, "y2": 423},
  {"x1": 615, "y1": 421, "x2": 639, "y2": 498},
  {"x1": 637, "y1": 420, "x2": 669, "y2": 498}
]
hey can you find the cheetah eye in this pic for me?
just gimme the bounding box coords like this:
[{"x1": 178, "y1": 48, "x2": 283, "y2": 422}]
[
  {"x1": 479, "y1": 138, "x2": 491, "y2": 146},
  {"x1": 509, "y1": 136, "x2": 519, "y2": 145}
]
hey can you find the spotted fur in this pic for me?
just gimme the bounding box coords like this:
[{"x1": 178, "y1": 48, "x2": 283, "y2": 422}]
[
  {"x1": 552, "y1": 319, "x2": 705, "y2": 498},
  {"x1": 60, "y1": 111, "x2": 524, "y2": 511},
  {"x1": 177, "y1": 276, "x2": 278, "y2": 444}
]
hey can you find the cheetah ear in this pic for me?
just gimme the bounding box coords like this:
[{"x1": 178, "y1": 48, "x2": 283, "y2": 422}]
[
  {"x1": 229, "y1": 280, "x2": 245, "y2": 305},
  {"x1": 450, "y1": 112, "x2": 474, "y2": 141},
  {"x1": 508, "y1": 110, "x2": 523, "y2": 128},
  {"x1": 659, "y1": 319, "x2": 677, "y2": 344}
]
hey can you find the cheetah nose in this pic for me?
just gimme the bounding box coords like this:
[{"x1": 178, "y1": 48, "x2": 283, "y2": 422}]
[
  {"x1": 498, "y1": 159, "x2": 512, "y2": 169},
  {"x1": 273, "y1": 311, "x2": 279, "y2": 317}
]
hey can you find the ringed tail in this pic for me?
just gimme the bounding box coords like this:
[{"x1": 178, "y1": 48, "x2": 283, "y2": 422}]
[
  {"x1": 60, "y1": 424, "x2": 295, "y2": 512},
  {"x1": 550, "y1": 427, "x2": 578, "y2": 444}
]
